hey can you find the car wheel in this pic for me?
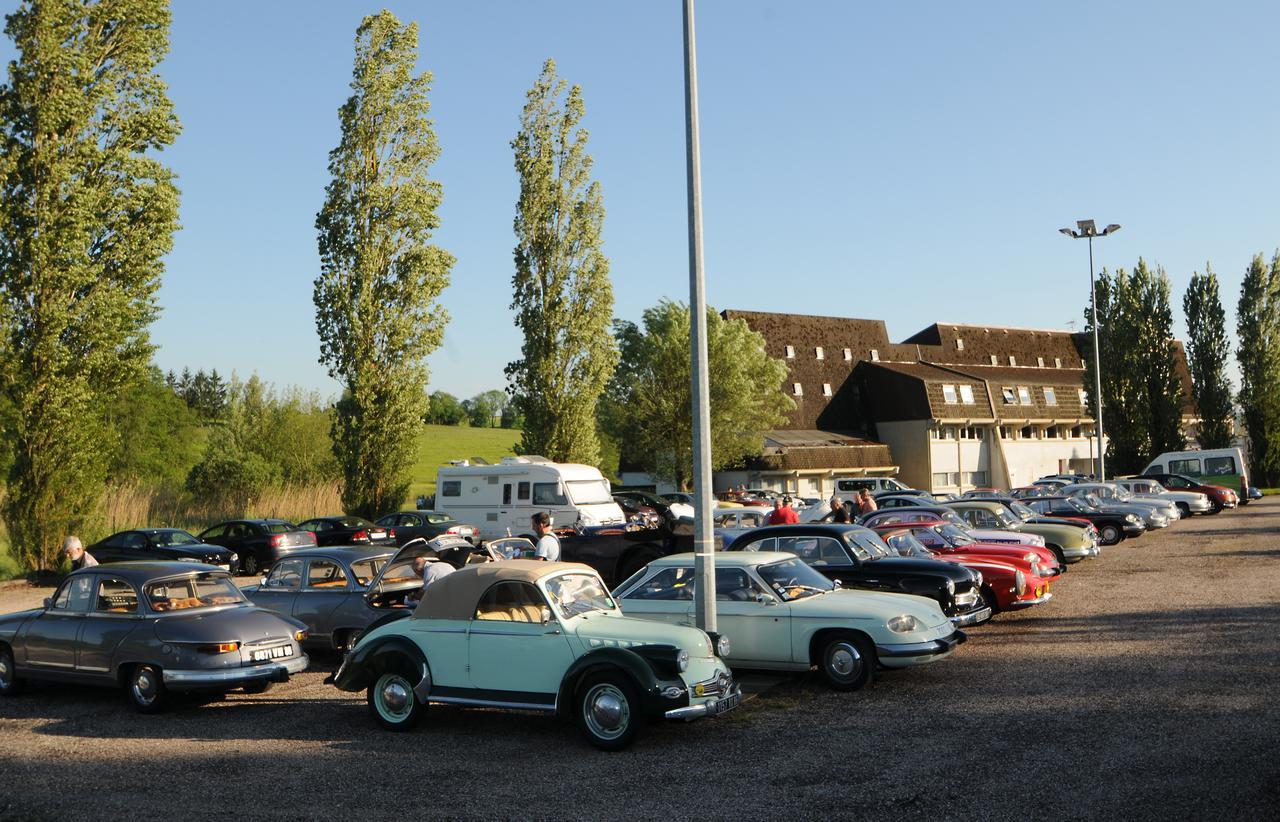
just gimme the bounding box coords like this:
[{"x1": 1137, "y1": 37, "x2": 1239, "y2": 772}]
[
  {"x1": 1209, "y1": 501, "x2": 1223, "y2": 514},
  {"x1": 576, "y1": 671, "x2": 642, "y2": 751},
  {"x1": 241, "y1": 552, "x2": 260, "y2": 576},
  {"x1": 0, "y1": 645, "x2": 24, "y2": 696},
  {"x1": 241, "y1": 680, "x2": 273, "y2": 695},
  {"x1": 819, "y1": 633, "x2": 874, "y2": 691},
  {"x1": 367, "y1": 667, "x2": 425, "y2": 731},
  {"x1": 618, "y1": 546, "x2": 664, "y2": 582},
  {"x1": 1099, "y1": 524, "x2": 1121, "y2": 545},
  {"x1": 1046, "y1": 544, "x2": 1067, "y2": 566},
  {"x1": 127, "y1": 664, "x2": 167, "y2": 714},
  {"x1": 1176, "y1": 502, "x2": 1190, "y2": 517}
]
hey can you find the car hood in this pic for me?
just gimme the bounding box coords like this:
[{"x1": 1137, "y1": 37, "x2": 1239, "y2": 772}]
[
  {"x1": 865, "y1": 556, "x2": 972, "y2": 582},
  {"x1": 789, "y1": 588, "x2": 950, "y2": 628},
  {"x1": 969, "y1": 528, "x2": 1044, "y2": 546},
  {"x1": 568, "y1": 610, "x2": 713, "y2": 658},
  {"x1": 152, "y1": 604, "x2": 303, "y2": 643}
]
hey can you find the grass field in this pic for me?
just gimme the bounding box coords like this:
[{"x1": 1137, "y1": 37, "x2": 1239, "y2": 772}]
[{"x1": 407, "y1": 425, "x2": 522, "y2": 503}]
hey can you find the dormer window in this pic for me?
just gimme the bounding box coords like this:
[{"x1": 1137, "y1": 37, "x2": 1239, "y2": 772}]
[
  {"x1": 870, "y1": 349, "x2": 880, "y2": 362},
  {"x1": 1037, "y1": 357, "x2": 1045, "y2": 368},
  {"x1": 822, "y1": 383, "x2": 833, "y2": 397},
  {"x1": 956, "y1": 338, "x2": 965, "y2": 350},
  {"x1": 942, "y1": 384, "x2": 958, "y2": 404},
  {"x1": 1009, "y1": 355, "x2": 1017, "y2": 366},
  {"x1": 785, "y1": 345, "x2": 795, "y2": 359},
  {"x1": 815, "y1": 346, "x2": 824, "y2": 360},
  {"x1": 1054, "y1": 357, "x2": 1062, "y2": 368},
  {"x1": 843, "y1": 348, "x2": 852, "y2": 361},
  {"x1": 990, "y1": 355, "x2": 998, "y2": 365},
  {"x1": 793, "y1": 383, "x2": 803, "y2": 396}
]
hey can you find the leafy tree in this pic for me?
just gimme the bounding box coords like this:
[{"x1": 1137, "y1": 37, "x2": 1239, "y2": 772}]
[
  {"x1": 107, "y1": 367, "x2": 203, "y2": 488},
  {"x1": 425, "y1": 390, "x2": 467, "y2": 426},
  {"x1": 0, "y1": 0, "x2": 181, "y2": 571},
  {"x1": 1183, "y1": 266, "x2": 1234, "y2": 448},
  {"x1": 506, "y1": 59, "x2": 618, "y2": 466},
  {"x1": 464, "y1": 390, "x2": 508, "y2": 428},
  {"x1": 1236, "y1": 252, "x2": 1280, "y2": 485},
  {"x1": 314, "y1": 11, "x2": 453, "y2": 519},
  {"x1": 601, "y1": 300, "x2": 794, "y2": 490}
]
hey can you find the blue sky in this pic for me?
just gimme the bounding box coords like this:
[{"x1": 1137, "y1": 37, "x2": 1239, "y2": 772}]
[{"x1": 7, "y1": 1, "x2": 1279, "y2": 398}]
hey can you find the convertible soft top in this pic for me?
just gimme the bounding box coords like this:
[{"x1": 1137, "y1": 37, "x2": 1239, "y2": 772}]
[{"x1": 412, "y1": 559, "x2": 595, "y2": 621}]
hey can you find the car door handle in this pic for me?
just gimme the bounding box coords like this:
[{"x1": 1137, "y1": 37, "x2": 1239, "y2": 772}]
[{"x1": 544, "y1": 627, "x2": 561, "y2": 635}]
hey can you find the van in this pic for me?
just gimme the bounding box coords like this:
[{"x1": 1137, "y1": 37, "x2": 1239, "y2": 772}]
[
  {"x1": 833, "y1": 476, "x2": 914, "y2": 496},
  {"x1": 1141, "y1": 448, "x2": 1249, "y2": 500},
  {"x1": 434, "y1": 456, "x2": 626, "y2": 541}
]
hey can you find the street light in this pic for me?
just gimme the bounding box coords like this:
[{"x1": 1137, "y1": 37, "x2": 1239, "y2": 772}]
[{"x1": 1059, "y1": 219, "x2": 1120, "y2": 481}]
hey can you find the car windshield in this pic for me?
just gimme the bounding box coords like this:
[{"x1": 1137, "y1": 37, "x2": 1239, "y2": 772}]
[
  {"x1": 1065, "y1": 497, "x2": 1091, "y2": 512},
  {"x1": 1112, "y1": 486, "x2": 1135, "y2": 501},
  {"x1": 145, "y1": 572, "x2": 244, "y2": 612},
  {"x1": 937, "y1": 523, "x2": 975, "y2": 545},
  {"x1": 755, "y1": 557, "x2": 834, "y2": 601},
  {"x1": 991, "y1": 509, "x2": 1018, "y2": 528},
  {"x1": 884, "y1": 532, "x2": 934, "y2": 559},
  {"x1": 848, "y1": 532, "x2": 894, "y2": 559},
  {"x1": 544, "y1": 572, "x2": 617, "y2": 617},
  {"x1": 1083, "y1": 494, "x2": 1105, "y2": 508},
  {"x1": 1009, "y1": 501, "x2": 1036, "y2": 520},
  {"x1": 150, "y1": 530, "x2": 200, "y2": 546},
  {"x1": 565, "y1": 479, "x2": 613, "y2": 505},
  {"x1": 940, "y1": 511, "x2": 969, "y2": 529}
]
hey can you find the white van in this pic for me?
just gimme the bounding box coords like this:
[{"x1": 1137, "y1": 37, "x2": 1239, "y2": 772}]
[
  {"x1": 434, "y1": 456, "x2": 626, "y2": 541},
  {"x1": 1140, "y1": 447, "x2": 1249, "y2": 499},
  {"x1": 832, "y1": 476, "x2": 914, "y2": 496}
]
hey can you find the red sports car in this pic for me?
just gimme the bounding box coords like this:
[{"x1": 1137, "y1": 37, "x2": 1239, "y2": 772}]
[
  {"x1": 870, "y1": 519, "x2": 1062, "y2": 582},
  {"x1": 877, "y1": 527, "x2": 1053, "y2": 612}
]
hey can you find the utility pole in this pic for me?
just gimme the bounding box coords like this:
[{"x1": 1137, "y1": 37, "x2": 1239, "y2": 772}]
[{"x1": 683, "y1": 0, "x2": 716, "y2": 632}]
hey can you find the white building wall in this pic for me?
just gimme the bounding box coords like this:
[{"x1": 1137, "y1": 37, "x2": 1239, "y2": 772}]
[
  {"x1": 876, "y1": 420, "x2": 932, "y2": 490},
  {"x1": 999, "y1": 438, "x2": 1095, "y2": 487}
]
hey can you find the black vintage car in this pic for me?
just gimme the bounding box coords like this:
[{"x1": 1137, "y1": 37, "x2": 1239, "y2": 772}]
[
  {"x1": 295, "y1": 516, "x2": 397, "y2": 548},
  {"x1": 0, "y1": 562, "x2": 310, "y2": 712},
  {"x1": 88, "y1": 529, "x2": 237, "y2": 572},
  {"x1": 198, "y1": 519, "x2": 317, "y2": 576},
  {"x1": 728, "y1": 523, "x2": 991, "y2": 627}
]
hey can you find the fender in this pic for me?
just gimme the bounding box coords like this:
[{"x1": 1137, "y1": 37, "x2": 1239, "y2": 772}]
[
  {"x1": 330, "y1": 635, "x2": 430, "y2": 698},
  {"x1": 557, "y1": 646, "x2": 686, "y2": 719}
]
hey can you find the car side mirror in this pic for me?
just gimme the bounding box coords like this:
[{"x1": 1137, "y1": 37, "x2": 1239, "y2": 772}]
[
  {"x1": 540, "y1": 606, "x2": 552, "y2": 625},
  {"x1": 42, "y1": 597, "x2": 51, "y2": 609},
  {"x1": 260, "y1": 577, "x2": 268, "y2": 587},
  {"x1": 833, "y1": 578, "x2": 843, "y2": 588}
]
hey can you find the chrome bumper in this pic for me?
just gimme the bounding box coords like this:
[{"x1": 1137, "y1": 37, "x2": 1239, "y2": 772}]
[
  {"x1": 949, "y1": 605, "x2": 993, "y2": 627},
  {"x1": 877, "y1": 630, "x2": 967, "y2": 658},
  {"x1": 1062, "y1": 545, "x2": 1093, "y2": 558},
  {"x1": 163, "y1": 654, "x2": 308, "y2": 687},
  {"x1": 665, "y1": 684, "x2": 742, "y2": 720},
  {"x1": 1007, "y1": 592, "x2": 1053, "y2": 609}
]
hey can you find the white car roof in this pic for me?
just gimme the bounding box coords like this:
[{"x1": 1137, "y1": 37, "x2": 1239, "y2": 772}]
[{"x1": 644, "y1": 551, "x2": 796, "y2": 568}]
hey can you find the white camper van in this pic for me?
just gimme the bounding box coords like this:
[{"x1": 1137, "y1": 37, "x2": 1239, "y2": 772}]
[{"x1": 434, "y1": 456, "x2": 626, "y2": 541}]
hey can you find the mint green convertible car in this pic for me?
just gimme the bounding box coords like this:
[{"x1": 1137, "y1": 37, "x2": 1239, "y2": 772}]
[{"x1": 330, "y1": 559, "x2": 739, "y2": 750}]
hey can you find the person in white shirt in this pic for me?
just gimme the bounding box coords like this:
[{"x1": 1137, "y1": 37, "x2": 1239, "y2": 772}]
[{"x1": 532, "y1": 512, "x2": 560, "y2": 561}]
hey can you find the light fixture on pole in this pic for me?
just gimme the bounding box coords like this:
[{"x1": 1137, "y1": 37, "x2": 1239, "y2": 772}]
[{"x1": 1059, "y1": 219, "x2": 1120, "y2": 481}]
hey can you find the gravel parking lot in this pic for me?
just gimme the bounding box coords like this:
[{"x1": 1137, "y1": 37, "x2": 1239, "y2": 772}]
[{"x1": 1, "y1": 499, "x2": 1277, "y2": 821}]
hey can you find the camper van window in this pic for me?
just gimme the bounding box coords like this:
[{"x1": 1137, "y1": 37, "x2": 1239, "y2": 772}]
[
  {"x1": 1169, "y1": 458, "x2": 1201, "y2": 476},
  {"x1": 565, "y1": 479, "x2": 612, "y2": 505},
  {"x1": 441, "y1": 481, "x2": 461, "y2": 497},
  {"x1": 533, "y1": 482, "x2": 568, "y2": 506},
  {"x1": 1205, "y1": 456, "x2": 1235, "y2": 476},
  {"x1": 517, "y1": 482, "x2": 530, "y2": 501}
]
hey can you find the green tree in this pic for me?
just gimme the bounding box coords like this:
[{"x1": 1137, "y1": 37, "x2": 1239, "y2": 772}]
[
  {"x1": 506, "y1": 59, "x2": 618, "y2": 466},
  {"x1": 107, "y1": 367, "x2": 203, "y2": 488},
  {"x1": 1183, "y1": 266, "x2": 1235, "y2": 448},
  {"x1": 1236, "y1": 252, "x2": 1280, "y2": 485},
  {"x1": 464, "y1": 390, "x2": 508, "y2": 428},
  {"x1": 425, "y1": 390, "x2": 467, "y2": 426},
  {"x1": 601, "y1": 301, "x2": 794, "y2": 490},
  {"x1": 314, "y1": 11, "x2": 453, "y2": 519},
  {"x1": 0, "y1": 0, "x2": 181, "y2": 571}
]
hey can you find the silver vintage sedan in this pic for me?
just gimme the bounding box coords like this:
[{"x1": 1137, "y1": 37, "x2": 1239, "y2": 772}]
[{"x1": 0, "y1": 562, "x2": 310, "y2": 713}]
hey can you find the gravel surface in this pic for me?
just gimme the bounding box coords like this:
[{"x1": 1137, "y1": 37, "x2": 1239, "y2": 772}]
[{"x1": 1, "y1": 499, "x2": 1277, "y2": 821}]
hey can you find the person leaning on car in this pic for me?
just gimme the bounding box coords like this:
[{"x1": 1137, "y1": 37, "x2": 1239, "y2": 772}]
[
  {"x1": 63, "y1": 536, "x2": 98, "y2": 571},
  {"x1": 766, "y1": 498, "x2": 799, "y2": 525},
  {"x1": 532, "y1": 512, "x2": 561, "y2": 561},
  {"x1": 829, "y1": 496, "x2": 851, "y2": 523}
]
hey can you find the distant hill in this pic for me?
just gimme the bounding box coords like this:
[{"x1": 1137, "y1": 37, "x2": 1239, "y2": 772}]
[{"x1": 409, "y1": 425, "x2": 522, "y2": 503}]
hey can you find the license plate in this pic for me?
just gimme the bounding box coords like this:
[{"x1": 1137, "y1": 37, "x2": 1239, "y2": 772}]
[
  {"x1": 370, "y1": 531, "x2": 386, "y2": 540},
  {"x1": 218, "y1": 564, "x2": 230, "y2": 571},
  {"x1": 707, "y1": 691, "x2": 741, "y2": 715},
  {"x1": 251, "y1": 644, "x2": 293, "y2": 662}
]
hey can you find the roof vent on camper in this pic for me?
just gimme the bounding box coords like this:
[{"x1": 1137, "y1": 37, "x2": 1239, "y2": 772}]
[
  {"x1": 470, "y1": 457, "x2": 491, "y2": 466},
  {"x1": 503, "y1": 454, "x2": 552, "y2": 464},
  {"x1": 448, "y1": 459, "x2": 470, "y2": 467}
]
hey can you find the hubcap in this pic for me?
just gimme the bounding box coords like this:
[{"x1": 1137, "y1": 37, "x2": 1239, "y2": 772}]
[
  {"x1": 132, "y1": 669, "x2": 158, "y2": 705},
  {"x1": 377, "y1": 675, "x2": 412, "y2": 719},
  {"x1": 829, "y1": 643, "x2": 861, "y2": 677},
  {"x1": 583, "y1": 684, "x2": 629, "y2": 740},
  {"x1": 0, "y1": 654, "x2": 11, "y2": 688}
]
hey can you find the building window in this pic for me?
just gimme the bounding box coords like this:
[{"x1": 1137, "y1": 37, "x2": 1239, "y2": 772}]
[
  {"x1": 990, "y1": 355, "x2": 998, "y2": 365},
  {"x1": 1079, "y1": 388, "x2": 1088, "y2": 406},
  {"x1": 956, "y1": 338, "x2": 965, "y2": 350},
  {"x1": 942, "y1": 384, "x2": 958, "y2": 404},
  {"x1": 999, "y1": 425, "x2": 1013, "y2": 439},
  {"x1": 1001, "y1": 387, "x2": 1017, "y2": 404},
  {"x1": 1071, "y1": 425, "x2": 1083, "y2": 438},
  {"x1": 1009, "y1": 355, "x2": 1017, "y2": 367},
  {"x1": 815, "y1": 346, "x2": 824, "y2": 360},
  {"x1": 959, "y1": 426, "x2": 984, "y2": 440},
  {"x1": 822, "y1": 383, "x2": 832, "y2": 397},
  {"x1": 963, "y1": 471, "x2": 988, "y2": 486},
  {"x1": 1043, "y1": 387, "x2": 1057, "y2": 405},
  {"x1": 843, "y1": 348, "x2": 852, "y2": 361},
  {"x1": 1017, "y1": 386, "x2": 1032, "y2": 405},
  {"x1": 793, "y1": 383, "x2": 803, "y2": 396},
  {"x1": 1045, "y1": 426, "x2": 1059, "y2": 439},
  {"x1": 1037, "y1": 356, "x2": 1045, "y2": 367},
  {"x1": 933, "y1": 426, "x2": 956, "y2": 441},
  {"x1": 870, "y1": 349, "x2": 880, "y2": 362},
  {"x1": 1054, "y1": 357, "x2": 1062, "y2": 368},
  {"x1": 959, "y1": 385, "x2": 975, "y2": 404},
  {"x1": 785, "y1": 345, "x2": 795, "y2": 359},
  {"x1": 932, "y1": 471, "x2": 961, "y2": 487},
  {"x1": 1020, "y1": 425, "x2": 1035, "y2": 439}
]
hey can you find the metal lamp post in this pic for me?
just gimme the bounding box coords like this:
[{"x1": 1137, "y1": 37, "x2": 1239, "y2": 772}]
[{"x1": 1059, "y1": 219, "x2": 1120, "y2": 481}]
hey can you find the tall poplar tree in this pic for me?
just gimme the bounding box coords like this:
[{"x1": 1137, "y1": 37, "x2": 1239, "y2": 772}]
[
  {"x1": 1183, "y1": 266, "x2": 1234, "y2": 448},
  {"x1": 315, "y1": 10, "x2": 453, "y2": 518},
  {"x1": 1236, "y1": 252, "x2": 1280, "y2": 485},
  {"x1": 0, "y1": 0, "x2": 180, "y2": 571},
  {"x1": 507, "y1": 59, "x2": 618, "y2": 466}
]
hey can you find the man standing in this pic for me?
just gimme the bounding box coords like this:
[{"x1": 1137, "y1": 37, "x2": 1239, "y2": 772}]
[
  {"x1": 532, "y1": 512, "x2": 561, "y2": 561},
  {"x1": 856, "y1": 489, "x2": 879, "y2": 516},
  {"x1": 766, "y1": 497, "x2": 799, "y2": 525},
  {"x1": 830, "y1": 496, "x2": 851, "y2": 523},
  {"x1": 63, "y1": 536, "x2": 97, "y2": 571}
]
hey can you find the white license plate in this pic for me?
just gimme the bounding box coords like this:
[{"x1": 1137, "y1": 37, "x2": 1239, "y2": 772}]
[
  {"x1": 370, "y1": 531, "x2": 386, "y2": 540},
  {"x1": 251, "y1": 644, "x2": 293, "y2": 662},
  {"x1": 707, "y1": 691, "x2": 741, "y2": 715}
]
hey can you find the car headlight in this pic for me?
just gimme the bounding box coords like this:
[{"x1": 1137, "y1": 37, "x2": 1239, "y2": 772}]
[
  {"x1": 676, "y1": 649, "x2": 689, "y2": 672},
  {"x1": 972, "y1": 570, "x2": 983, "y2": 586},
  {"x1": 945, "y1": 578, "x2": 955, "y2": 594},
  {"x1": 887, "y1": 614, "x2": 923, "y2": 633},
  {"x1": 230, "y1": 552, "x2": 239, "y2": 562},
  {"x1": 1014, "y1": 570, "x2": 1026, "y2": 595},
  {"x1": 716, "y1": 635, "x2": 731, "y2": 658},
  {"x1": 1125, "y1": 514, "x2": 1140, "y2": 523},
  {"x1": 176, "y1": 557, "x2": 200, "y2": 563}
]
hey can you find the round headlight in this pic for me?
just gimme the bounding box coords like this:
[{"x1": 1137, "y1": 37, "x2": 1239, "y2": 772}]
[
  {"x1": 887, "y1": 614, "x2": 923, "y2": 633},
  {"x1": 716, "y1": 635, "x2": 731, "y2": 658},
  {"x1": 945, "y1": 578, "x2": 955, "y2": 594},
  {"x1": 230, "y1": 552, "x2": 239, "y2": 562},
  {"x1": 1014, "y1": 570, "x2": 1026, "y2": 595},
  {"x1": 676, "y1": 649, "x2": 689, "y2": 673},
  {"x1": 972, "y1": 570, "x2": 983, "y2": 586}
]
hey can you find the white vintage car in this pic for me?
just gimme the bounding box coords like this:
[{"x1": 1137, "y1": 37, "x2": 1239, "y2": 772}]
[
  {"x1": 712, "y1": 506, "x2": 772, "y2": 549},
  {"x1": 1112, "y1": 478, "x2": 1212, "y2": 516},
  {"x1": 615, "y1": 552, "x2": 965, "y2": 691},
  {"x1": 330, "y1": 560, "x2": 739, "y2": 750}
]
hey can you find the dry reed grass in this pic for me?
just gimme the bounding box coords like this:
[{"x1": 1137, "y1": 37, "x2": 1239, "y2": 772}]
[{"x1": 92, "y1": 481, "x2": 344, "y2": 538}]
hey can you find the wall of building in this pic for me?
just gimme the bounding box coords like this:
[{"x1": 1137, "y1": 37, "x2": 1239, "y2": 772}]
[{"x1": 875, "y1": 420, "x2": 931, "y2": 489}]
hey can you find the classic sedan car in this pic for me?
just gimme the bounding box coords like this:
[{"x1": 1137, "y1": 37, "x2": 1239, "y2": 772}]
[
  {"x1": 859, "y1": 503, "x2": 1048, "y2": 550},
  {"x1": 0, "y1": 563, "x2": 309, "y2": 712},
  {"x1": 943, "y1": 500, "x2": 1095, "y2": 565},
  {"x1": 616, "y1": 552, "x2": 965, "y2": 690},
  {"x1": 1138, "y1": 472, "x2": 1238, "y2": 513},
  {"x1": 878, "y1": 528, "x2": 1052, "y2": 613},
  {"x1": 712, "y1": 506, "x2": 771, "y2": 549},
  {"x1": 89, "y1": 529, "x2": 238, "y2": 572},
  {"x1": 866, "y1": 519, "x2": 1062, "y2": 581},
  {"x1": 1113, "y1": 478, "x2": 1213, "y2": 517},
  {"x1": 374, "y1": 510, "x2": 479, "y2": 546},
  {"x1": 197, "y1": 519, "x2": 316, "y2": 576},
  {"x1": 1071, "y1": 482, "x2": 1181, "y2": 523},
  {"x1": 296, "y1": 516, "x2": 397, "y2": 547},
  {"x1": 727, "y1": 524, "x2": 991, "y2": 627},
  {"x1": 331, "y1": 560, "x2": 739, "y2": 750},
  {"x1": 1062, "y1": 486, "x2": 1173, "y2": 529},
  {"x1": 1024, "y1": 496, "x2": 1144, "y2": 545}
]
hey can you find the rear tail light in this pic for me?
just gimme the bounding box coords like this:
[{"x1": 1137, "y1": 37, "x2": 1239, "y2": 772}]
[
  {"x1": 198, "y1": 642, "x2": 240, "y2": 654},
  {"x1": 294, "y1": 630, "x2": 309, "y2": 642},
  {"x1": 387, "y1": 529, "x2": 396, "y2": 539},
  {"x1": 446, "y1": 526, "x2": 460, "y2": 534},
  {"x1": 352, "y1": 530, "x2": 368, "y2": 541},
  {"x1": 307, "y1": 531, "x2": 317, "y2": 543},
  {"x1": 269, "y1": 534, "x2": 285, "y2": 548}
]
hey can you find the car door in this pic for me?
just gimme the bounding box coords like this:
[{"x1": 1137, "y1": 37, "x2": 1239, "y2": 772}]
[
  {"x1": 199, "y1": 523, "x2": 229, "y2": 550},
  {"x1": 77, "y1": 575, "x2": 142, "y2": 677},
  {"x1": 90, "y1": 534, "x2": 128, "y2": 564},
  {"x1": 616, "y1": 565, "x2": 698, "y2": 627},
  {"x1": 117, "y1": 531, "x2": 149, "y2": 561},
  {"x1": 293, "y1": 558, "x2": 351, "y2": 643},
  {"x1": 703, "y1": 567, "x2": 790, "y2": 665},
  {"x1": 253, "y1": 558, "x2": 304, "y2": 616},
  {"x1": 467, "y1": 581, "x2": 574, "y2": 699},
  {"x1": 22, "y1": 575, "x2": 95, "y2": 670}
]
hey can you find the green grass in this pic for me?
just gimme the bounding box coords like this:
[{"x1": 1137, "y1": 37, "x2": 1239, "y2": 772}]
[
  {"x1": 407, "y1": 425, "x2": 522, "y2": 503},
  {"x1": 1259, "y1": 488, "x2": 1280, "y2": 496}
]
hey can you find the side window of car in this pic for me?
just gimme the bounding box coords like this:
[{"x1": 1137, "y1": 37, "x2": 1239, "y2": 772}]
[
  {"x1": 532, "y1": 483, "x2": 567, "y2": 506},
  {"x1": 202, "y1": 525, "x2": 225, "y2": 540},
  {"x1": 402, "y1": 514, "x2": 422, "y2": 527},
  {"x1": 714, "y1": 569, "x2": 768, "y2": 602},
  {"x1": 475, "y1": 581, "x2": 547, "y2": 621},
  {"x1": 620, "y1": 567, "x2": 697, "y2": 601},
  {"x1": 266, "y1": 559, "x2": 305, "y2": 589},
  {"x1": 94, "y1": 577, "x2": 139, "y2": 613},
  {"x1": 122, "y1": 533, "x2": 147, "y2": 550},
  {"x1": 1205, "y1": 456, "x2": 1235, "y2": 476},
  {"x1": 306, "y1": 559, "x2": 348, "y2": 589},
  {"x1": 52, "y1": 575, "x2": 95, "y2": 611},
  {"x1": 739, "y1": 537, "x2": 776, "y2": 553},
  {"x1": 776, "y1": 537, "x2": 824, "y2": 561}
]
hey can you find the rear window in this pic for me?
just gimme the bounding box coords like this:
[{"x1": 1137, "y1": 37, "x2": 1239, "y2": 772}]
[
  {"x1": 1205, "y1": 456, "x2": 1236, "y2": 476},
  {"x1": 338, "y1": 517, "x2": 371, "y2": 528},
  {"x1": 425, "y1": 513, "x2": 452, "y2": 524},
  {"x1": 145, "y1": 573, "x2": 245, "y2": 611},
  {"x1": 266, "y1": 522, "x2": 296, "y2": 534}
]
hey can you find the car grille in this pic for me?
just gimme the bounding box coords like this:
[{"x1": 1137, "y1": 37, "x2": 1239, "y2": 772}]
[
  {"x1": 954, "y1": 590, "x2": 979, "y2": 607},
  {"x1": 693, "y1": 670, "x2": 733, "y2": 697}
]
